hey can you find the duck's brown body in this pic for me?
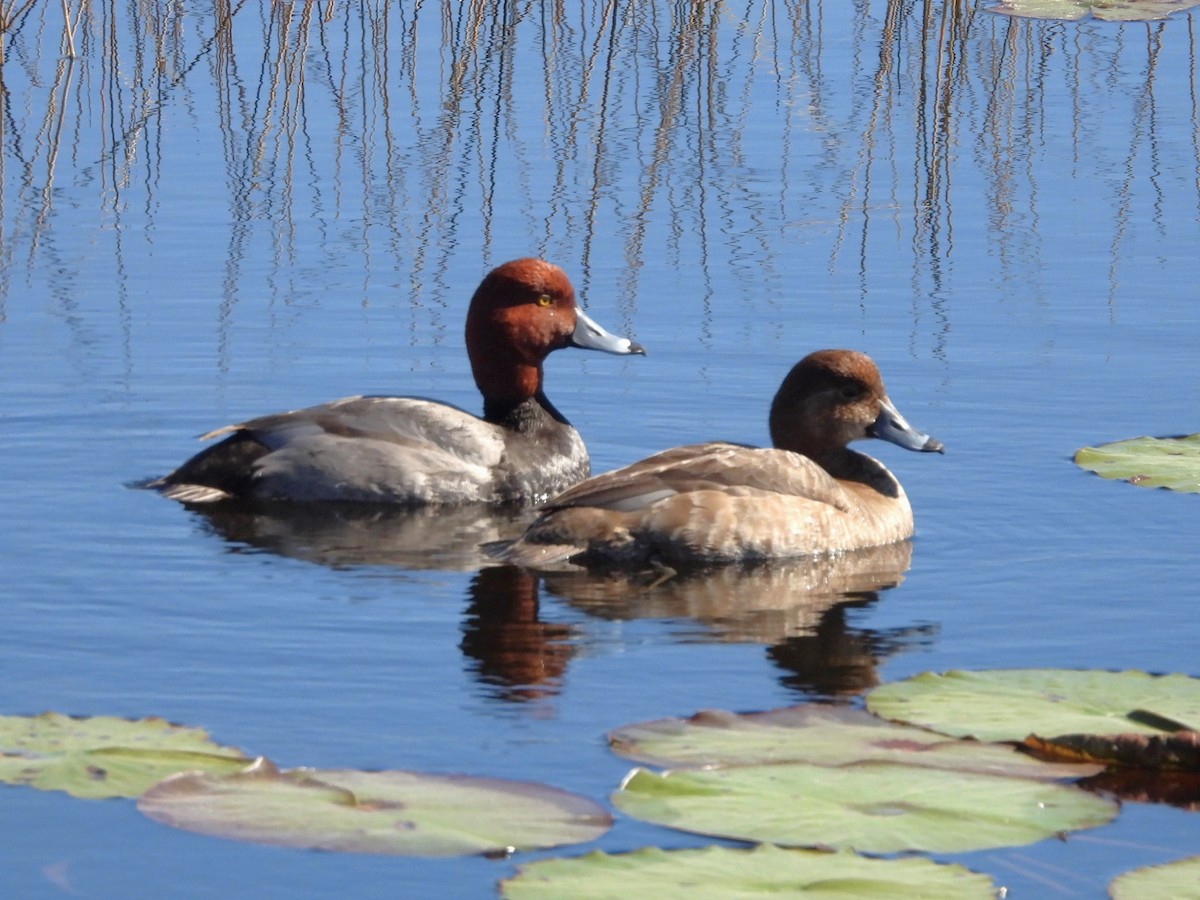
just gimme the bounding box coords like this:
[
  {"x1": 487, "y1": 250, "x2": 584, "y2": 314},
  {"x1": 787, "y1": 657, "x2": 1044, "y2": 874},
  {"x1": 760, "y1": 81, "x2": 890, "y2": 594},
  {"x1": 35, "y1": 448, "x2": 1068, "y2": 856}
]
[{"x1": 497, "y1": 350, "x2": 942, "y2": 567}]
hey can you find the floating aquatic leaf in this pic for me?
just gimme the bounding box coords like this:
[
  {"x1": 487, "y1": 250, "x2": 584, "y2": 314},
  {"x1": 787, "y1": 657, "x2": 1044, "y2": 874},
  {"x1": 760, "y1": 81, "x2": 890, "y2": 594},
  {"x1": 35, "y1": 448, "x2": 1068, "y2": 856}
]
[
  {"x1": 612, "y1": 760, "x2": 1116, "y2": 854},
  {"x1": 1110, "y1": 855, "x2": 1200, "y2": 899},
  {"x1": 1024, "y1": 730, "x2": 1200, "y2": 771},
  {"x1": 1074, "y1": 434, "x2": 1200, "y2": 493},
  {"x1": 138, "y1": 757, "x2": 611, "y2": 856},
  {"x1": 502, "y1": 844, "x2": 997, "y2": 899},
  {"x1": 867, "y1": 669, "x2": 1200, "y2": 743},
  {"x1": 987, "y1": 0, "x2": 1200, "y2": 21},
  {"x1": 609, "y1": 705, "x2": 1100, "y2": 779},
  {"x1": 0, "y1": 712, "x2": 250, "y2": 799}
]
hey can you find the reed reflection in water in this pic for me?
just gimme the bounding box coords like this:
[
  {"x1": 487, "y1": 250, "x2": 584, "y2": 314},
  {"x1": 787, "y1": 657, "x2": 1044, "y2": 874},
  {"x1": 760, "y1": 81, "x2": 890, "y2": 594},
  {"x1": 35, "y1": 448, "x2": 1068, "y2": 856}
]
[{"x1": 1, "y1": 0, "x2": 1195, "y2": 342}]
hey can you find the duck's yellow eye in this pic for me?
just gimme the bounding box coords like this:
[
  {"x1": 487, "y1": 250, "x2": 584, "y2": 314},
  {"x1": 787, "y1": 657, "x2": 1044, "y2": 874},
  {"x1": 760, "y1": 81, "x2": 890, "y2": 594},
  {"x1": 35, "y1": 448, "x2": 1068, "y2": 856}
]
[{"x1": 536, "y1": 294, "x2": 553, "y2": 307}]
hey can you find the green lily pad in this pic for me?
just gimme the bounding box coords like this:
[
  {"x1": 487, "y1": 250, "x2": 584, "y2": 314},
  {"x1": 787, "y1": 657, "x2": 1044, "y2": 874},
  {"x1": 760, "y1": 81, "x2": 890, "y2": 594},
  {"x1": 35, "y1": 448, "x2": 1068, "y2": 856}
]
[
  {"x1": 1074, "y1": 434, "x2": 1200, "y2": 493},
  {"x1": 867, "y1": 669, "x2": 1200, "y2": 743},
  {"x1": 0, "y1": 712, "x2": 250, "y2": 799},
  {"x1": 138, "y1": 757, "x2": 612, "y2": 856},
  {"x1": 612, "y1": 760, "x2": 1116, "y2": 854},
  {"x1": 502, "y1": 844, "x2": 997, "y2": 899},
  {"x1": 1110, "y1": 855, "x2": 1200, "y2": 899},
  {"x1": 987, "y1": 0, "x2": 1200, "y2": 21},
  {"x1": 609, "y1": 705, "x2": 1101, "y2": 779}
]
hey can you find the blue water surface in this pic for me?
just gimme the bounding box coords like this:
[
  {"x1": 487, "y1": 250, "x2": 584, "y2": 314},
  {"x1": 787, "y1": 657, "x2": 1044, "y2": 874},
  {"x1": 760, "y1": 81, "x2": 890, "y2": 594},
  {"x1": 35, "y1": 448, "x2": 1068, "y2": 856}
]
[{"x1": 2, "y1": 2, "x2": 1199, "y2": 897}]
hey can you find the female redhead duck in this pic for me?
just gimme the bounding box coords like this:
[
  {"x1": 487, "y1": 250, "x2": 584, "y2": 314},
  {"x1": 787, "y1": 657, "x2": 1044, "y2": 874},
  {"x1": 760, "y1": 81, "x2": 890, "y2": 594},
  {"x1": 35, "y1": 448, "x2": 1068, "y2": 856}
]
[
  {"x1": 150, "y1": 259, "x2": 645, "y2": 505},
  {"x1": 496, "y1": 349, "x2": 942, "y2": 567}
]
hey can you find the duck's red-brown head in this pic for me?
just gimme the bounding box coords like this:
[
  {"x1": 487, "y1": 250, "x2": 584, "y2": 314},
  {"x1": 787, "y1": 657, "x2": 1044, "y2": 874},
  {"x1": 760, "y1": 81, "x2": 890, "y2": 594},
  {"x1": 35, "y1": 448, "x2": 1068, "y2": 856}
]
[
  {"x1": 769, "y1": 349, "x2": 942, "y2": 466},
  {"x1": 465, "y1": 258, "x2": 644, "y2": 408}
]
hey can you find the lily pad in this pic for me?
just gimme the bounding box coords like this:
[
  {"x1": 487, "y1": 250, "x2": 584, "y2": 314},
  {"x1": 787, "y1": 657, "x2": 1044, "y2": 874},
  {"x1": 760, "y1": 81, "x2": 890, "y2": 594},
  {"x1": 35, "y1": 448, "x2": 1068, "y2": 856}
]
[
  {"x1": 987, "y1": 0, "x2": 1200, "y2": 21},
  {"x1": 502, "y1": 844, "x2": 997, "y2": 899},
  {"x1": 609, "y1": 705, "x2": 1101, "y2": 779},
  {"x1": 138, "y1": 757, "x2": 612, "y2": 856},
  {"x1": 1110, "y1": 855, "x2": 1200, "y2": 899},
  {"x1": 0, "y1": 712, "x2": 250, "y2": 799},
  {"x1": 866, "y1": 669, "x2": 1200, "y2": 743},
  {"x1": 1074, "y1": 434, "x2": 1200, "y2": 493},
  {"x1": 1024, "y1": 729, "x2": 1200, "y2": 771},
  {"x1": 611, "y1": 760, "x2": 1116, "y2": 854}
]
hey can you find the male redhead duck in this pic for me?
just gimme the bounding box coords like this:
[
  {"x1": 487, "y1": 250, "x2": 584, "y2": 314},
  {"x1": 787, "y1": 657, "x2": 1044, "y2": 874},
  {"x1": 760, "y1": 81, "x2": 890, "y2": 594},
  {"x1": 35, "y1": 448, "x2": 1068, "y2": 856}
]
[
  {"x1": 495, "y1": 349, "x2": 942, "y2": 567},
  {"x1": 149, "y1": 259, "x2": 645, "y2": 505}
]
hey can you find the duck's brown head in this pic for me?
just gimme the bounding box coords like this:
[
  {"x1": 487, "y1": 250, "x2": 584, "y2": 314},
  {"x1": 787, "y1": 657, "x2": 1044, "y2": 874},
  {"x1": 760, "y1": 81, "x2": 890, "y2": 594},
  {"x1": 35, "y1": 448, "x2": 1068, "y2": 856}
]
[
  {"x1": 769, "y1": 349, "x2": 943, "y2": 465},
  {"x1": 465, "y1": 258, "x2": 644, "y2": 406}
]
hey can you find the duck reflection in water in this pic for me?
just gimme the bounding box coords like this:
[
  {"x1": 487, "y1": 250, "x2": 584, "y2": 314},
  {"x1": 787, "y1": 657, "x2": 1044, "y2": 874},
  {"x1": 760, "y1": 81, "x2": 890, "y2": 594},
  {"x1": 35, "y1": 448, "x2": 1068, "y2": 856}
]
[
  {"x1": 765, "y1": 597, "x2": 938, "y2": 696},
  {"x1": 460, "y1": 565, "x2": 579, "y2": 704},
  {"x1": 182, "y1": 500, "x2": 535, "y2": 570},
  {"x1": 462, "y1": 541, "x2": 932, "y2": 703},
  {"x1": 176, "y1": 499, "x2": 932, "y2": 700},
  {"x1": 177, "y1": 496, "x2": 938, "y2": 706}
]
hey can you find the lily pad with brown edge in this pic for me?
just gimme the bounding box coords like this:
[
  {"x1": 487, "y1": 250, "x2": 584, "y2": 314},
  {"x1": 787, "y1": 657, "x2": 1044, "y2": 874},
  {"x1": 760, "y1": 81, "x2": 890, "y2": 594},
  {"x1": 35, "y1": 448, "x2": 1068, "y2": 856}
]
[
  {"x1": 866, "y1": 669, "x2": 1200, "y2": 744},
  {"x1": 137, "y1": 757, "x2": 612, "y2": 857},
  {"x1": 611, "y1": 760, "x2": 1117, "y2": 854},
  {"x1": 501, "y1": 844, "x2": 997, "y2": 900},
  {"x1": 609, "y1": 705, "x2": 1102, "y2": 779},
  {"x1": 1024, "y1": 729, "x2": 1200, "y2": 771},
  {"x1": 1074, "y1": 434, "x2": 1200, "y2": 493},
  {"x1": 0, "y1": 712, "x2": 251, "y2": 799},
  {"x1": 1110, "y1": 854, "x2": 1200, "y2": 899},
  {"x1": 987, "y1": 0, "x2": 1200, "y2": 21}
]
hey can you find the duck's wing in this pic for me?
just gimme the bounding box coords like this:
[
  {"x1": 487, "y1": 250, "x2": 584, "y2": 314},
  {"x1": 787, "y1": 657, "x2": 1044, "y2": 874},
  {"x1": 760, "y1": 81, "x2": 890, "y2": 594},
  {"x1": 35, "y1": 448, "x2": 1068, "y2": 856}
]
[
  {"x1": 488, "y1": 443, "x2": 864, "y2": 568},
  {"x1": 157, "y1": 397, "x2": 509, "y2": 503},
  {"x1": 208, "y1": 396, "x2": 505, "y2": 466},
  {"x1": 543, "y1": 442, "x2": 854, "y2": 513}
]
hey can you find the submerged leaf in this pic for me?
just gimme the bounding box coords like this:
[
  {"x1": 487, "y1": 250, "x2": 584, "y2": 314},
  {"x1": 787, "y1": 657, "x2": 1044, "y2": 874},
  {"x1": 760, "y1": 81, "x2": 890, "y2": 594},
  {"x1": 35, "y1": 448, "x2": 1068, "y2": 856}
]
[
  {"x1": 0, "y1": 712, "x2": 250, "y2": 799},
  {"x1": 609, "y1": 704, "x2": 1100, "y2": 778},
  {"x1": 1074, "y1": 434, "x2": 1200, "y2": 493},
  {"x1": 502, "y1": 844, "x2": 996, "y2": 899},
  {"x1": 138, "y1": 757, "x2": 611, "y2": 856},
  {"x1": 612, "y1": 760, "x2": 1116, "y2": 854},
  {"x1": 867, "y1": 669, "x2": 1200, "y2": 743}
]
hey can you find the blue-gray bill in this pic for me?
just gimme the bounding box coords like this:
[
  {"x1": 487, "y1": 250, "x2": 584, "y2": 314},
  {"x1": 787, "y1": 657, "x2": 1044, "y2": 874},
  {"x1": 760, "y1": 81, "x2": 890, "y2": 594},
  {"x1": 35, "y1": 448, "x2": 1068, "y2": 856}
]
[
  {"x1": 570, "y1": 307, "x2": 646, "y2": 356},
  {"x1": 870, "y1": 396, "x2": 944, "y2": 453}
]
